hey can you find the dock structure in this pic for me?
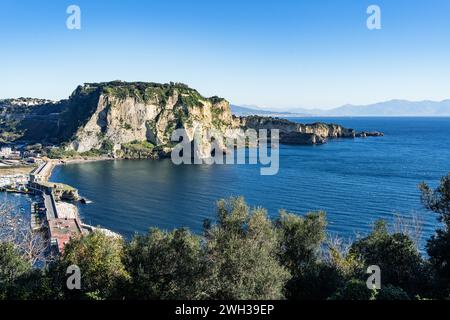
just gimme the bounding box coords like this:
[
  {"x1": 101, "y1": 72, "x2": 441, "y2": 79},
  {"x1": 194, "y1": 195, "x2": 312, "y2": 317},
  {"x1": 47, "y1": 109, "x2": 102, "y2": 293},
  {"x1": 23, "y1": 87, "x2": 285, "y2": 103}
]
[
  {"x1": 26, "y1": 160, "x2": 119, "y2": 253},
  {"x1": 29, "y1": 161, "x2": 53, "y2": 184},
  {"x1": 42, "y1": 192, "x2": 57, "y2": 220},
  {"x1": 28, "y1": 161, "x2": 84, "y2": 254}
]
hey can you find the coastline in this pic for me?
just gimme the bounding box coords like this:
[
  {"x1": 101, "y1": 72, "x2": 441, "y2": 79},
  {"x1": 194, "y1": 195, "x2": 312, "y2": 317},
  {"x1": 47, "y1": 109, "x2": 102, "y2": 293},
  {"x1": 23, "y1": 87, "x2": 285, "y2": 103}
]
[
  {"x1": 46, "y1": 158, "x2": 122, "y2": 239},
  {"x1": 58, "y1": 156, "x2": 114, "y2": 165},
  {"x1": 0, "y1": 157, "x2": 123, "y2": 254}
]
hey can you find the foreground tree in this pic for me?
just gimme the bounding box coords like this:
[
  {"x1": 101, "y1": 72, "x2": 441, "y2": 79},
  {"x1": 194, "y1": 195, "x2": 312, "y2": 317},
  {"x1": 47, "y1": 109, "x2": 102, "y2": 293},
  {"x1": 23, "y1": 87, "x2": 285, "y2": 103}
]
[
  {"x1": 329, "y1": 279, "x2": 375, "y2": 300},
  {"x1": 125, "y1": 228, "x2": 206, "y2": 299},
  {"x1": 376, "y1": 285, "x2": 410, "y2": 300},
  {"x1": 0, "y1": 242, "x2": 31, "y2": 299},
  {"x1": 420, "y1": 173, "x2": 450, "y2": 296},
  {"x1": 349, "y1": 220, "x2": 428, "y2": 297},
  {"x1": 55, "y1": 231, "x2": 129, "y2": 299},
  {"x1": 203, "y1": 197, "x2": 290, "y2": 300},
  {"x1": 276, "y1": 211, "x2": 339, "y2": 299}
]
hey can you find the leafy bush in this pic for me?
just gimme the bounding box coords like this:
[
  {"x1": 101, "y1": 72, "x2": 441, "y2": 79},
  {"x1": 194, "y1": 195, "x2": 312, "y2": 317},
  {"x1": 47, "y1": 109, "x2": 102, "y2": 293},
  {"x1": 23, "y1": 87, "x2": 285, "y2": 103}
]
[
  {"x1": 202, "y1": 197, "x2": 290, "y2": 299},
  {"x1": 125, "y1": 228, "x2": 205, "y2": 299},
  {"x1": 377, "y1": 285, "x2": 410, "y2": 300},
  {"x1": 0, "y1": 242, "x2": 31, "y2": 299},
  {"x1": 349, "y1": 220, "x2": 427, "y2": 295},
  {"x1": 100, "y1": 139, "x2": 114, "y2": 153},
  {"x1": 56, "y1": 231, "x2": 130, "y2": 299},
  {"x1": 47, "y1": 147, "x2": 78, "y2": 159},
  {"x1": 420, "y1": 173, "x2": 450, "y2": 296},
  {"x1": 276, "y1": 211, "x2": 331, "y2": 299},
  {"x1": 329, "y1": 279, "x2": 375, "y2": 300}
]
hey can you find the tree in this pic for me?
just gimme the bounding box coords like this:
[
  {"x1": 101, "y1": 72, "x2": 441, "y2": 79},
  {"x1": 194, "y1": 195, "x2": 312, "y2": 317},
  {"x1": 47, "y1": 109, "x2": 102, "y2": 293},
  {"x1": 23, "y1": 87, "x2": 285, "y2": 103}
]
[
  {"x1": 349, "y1": 221, "x2": 428, "y2": 296},
  {"x1": 376, "y1": 285, "x2": 410, "y2": 300},
  {"x1": 276, "y1": 210, "x2": 326, "y2": 271},
  {"x1": 329, "y1": 279, "x2": 375, "y2": 300},
  {"x1": 125, "y1": 228, "x2": 205, "y2": 299},
  {"x1": 276, "y1": 211, "x2": 334, "y2": 299},
  {"x1": 420, "y1": 173, "x2": 450, "y2": 226},
  {"x1": 331, "y1": 282, "x2": 411, "y2": 301},
  {"x1": 56, "y1": 231, "x2": 129, "y2": 299},
  {"x1": 0, "y1": 242, "x2": 31, "y2": 299},
  {"x1": 420, "y1": 173, "x2": 450, "y2": 295},
  {"x1": 7, "y1": 268, "x2": 55, "y2": 300},
  {"x1": 203, "y1": 197, "x2": 290, "y2": 300}
]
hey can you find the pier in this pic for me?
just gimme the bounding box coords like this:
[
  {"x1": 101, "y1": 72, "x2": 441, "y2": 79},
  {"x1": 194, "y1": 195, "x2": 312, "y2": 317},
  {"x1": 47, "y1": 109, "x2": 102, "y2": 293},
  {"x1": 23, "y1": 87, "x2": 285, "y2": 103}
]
[
  {"x1": 2, "y1": 159, "x2": 119, "y2": 254},
  {"x1": 28, "y1": 161, "x2": 84, "y2": 254}
]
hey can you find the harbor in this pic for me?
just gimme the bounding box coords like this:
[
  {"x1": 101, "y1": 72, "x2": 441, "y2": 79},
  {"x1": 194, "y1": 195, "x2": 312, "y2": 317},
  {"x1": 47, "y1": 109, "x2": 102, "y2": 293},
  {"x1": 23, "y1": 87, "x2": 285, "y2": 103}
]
[{"x1": 1, "y1": 159, "x2": 119, "y2": 255}]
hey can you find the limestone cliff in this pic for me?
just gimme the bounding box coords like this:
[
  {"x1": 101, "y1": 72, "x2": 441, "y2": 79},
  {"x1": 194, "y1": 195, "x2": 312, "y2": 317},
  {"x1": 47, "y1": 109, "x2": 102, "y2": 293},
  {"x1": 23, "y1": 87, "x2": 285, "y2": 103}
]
[
  {"x1": 0, "y1": 81, "x2": 381, "y2": 158},
  {"x1": 238, "y1": 115, "x2": 356, "y2": 145},
  {"x1": 65, "y1": 82, "x2": 234, "y2": 157}
]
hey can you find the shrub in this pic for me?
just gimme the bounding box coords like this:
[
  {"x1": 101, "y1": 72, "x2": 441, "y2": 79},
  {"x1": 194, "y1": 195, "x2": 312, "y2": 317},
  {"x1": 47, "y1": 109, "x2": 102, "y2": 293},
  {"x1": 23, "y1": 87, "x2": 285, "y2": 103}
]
[
  {"x1": 377, "y1": 285, "x2": 410, "y2": 300},
  {"x1": 420, "y1": 173, "x2": 450, "y2": 296},
  {"x1": 125, "y1": 228, "x2": 205, "y2": 299},
  {"x1": 56, "y1": 231, "x2": 129, "y2": 299},
  {"x1": 276, "y1": 210, "x2": 329, "y2": 299},
  {"x1": 0, "y1": 242, "x2": 31, "y2": 299},
  {"x1": 329, "y1": 279, "x2": 375, "y2": 300},
  {"x1": 202, "y1": 197, "x2": 290, "y2": 300},
  {"x1": 349, "y1": 220, "x2": 427, "y2": 295}
]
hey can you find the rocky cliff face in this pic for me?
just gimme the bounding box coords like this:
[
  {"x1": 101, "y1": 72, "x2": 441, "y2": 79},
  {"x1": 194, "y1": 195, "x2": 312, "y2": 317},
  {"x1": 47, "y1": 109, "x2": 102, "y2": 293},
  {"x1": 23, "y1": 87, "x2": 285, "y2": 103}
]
[
  {"x1": 64, "y1": 82, "x2": 234, "y2": 158},
  {"x1": 1, "y1": 81, "x2": 380, "y2": 157},
  {"x1": 0, "y1": 81, "x2": 236, "y2": 157},
  {"x1": 238, "y1": 115, "x2": 356, "y2": 145}
]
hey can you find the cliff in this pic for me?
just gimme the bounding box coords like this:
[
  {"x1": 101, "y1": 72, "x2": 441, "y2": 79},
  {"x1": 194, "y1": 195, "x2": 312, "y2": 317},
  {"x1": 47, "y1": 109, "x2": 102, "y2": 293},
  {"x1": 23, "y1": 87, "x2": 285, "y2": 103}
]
[
  {"x1": 0, "y1": 81, "x2": 380, "y2": 158},
  {"x1": 238, "y1": 115, "x2": 356, "y2": 145},
  {"x1": 63, "y1": 82, "x2": 234, "y2": 157},
  {"x1": 1, "y1": 82, "x2": 234, "y2": 157}
]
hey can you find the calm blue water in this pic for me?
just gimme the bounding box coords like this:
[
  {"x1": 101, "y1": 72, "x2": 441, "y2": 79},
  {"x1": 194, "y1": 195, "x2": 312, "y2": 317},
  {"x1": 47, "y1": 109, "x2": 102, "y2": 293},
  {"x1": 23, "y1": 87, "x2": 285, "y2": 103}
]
[{"x1": 43, "y1": 117, "x2": 450, "y2": 246}]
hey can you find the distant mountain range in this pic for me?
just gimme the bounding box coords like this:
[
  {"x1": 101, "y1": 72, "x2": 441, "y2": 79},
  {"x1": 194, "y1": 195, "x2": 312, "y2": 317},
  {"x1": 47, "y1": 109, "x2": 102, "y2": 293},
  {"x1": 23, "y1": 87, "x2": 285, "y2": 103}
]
[
  {"x1": 230, "y1": 105, "x2": 309, "y2": 117},
  {"x1": 231, "y1": 100, "x2": 450, "y2": 117}
]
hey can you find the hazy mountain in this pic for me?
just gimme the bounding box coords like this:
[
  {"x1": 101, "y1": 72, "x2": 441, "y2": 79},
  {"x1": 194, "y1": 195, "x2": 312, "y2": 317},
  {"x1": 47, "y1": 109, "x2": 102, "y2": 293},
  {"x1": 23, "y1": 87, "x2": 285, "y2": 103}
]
[
  {"x1": 230, "y1": 105, "x2": 309, "y2": 117},
  {"x1": 325, "y1": 100, "x2": 450, "y2": 116},
  {"x1": 237, "y1": 100, "x2": 450, "y2": 117}
]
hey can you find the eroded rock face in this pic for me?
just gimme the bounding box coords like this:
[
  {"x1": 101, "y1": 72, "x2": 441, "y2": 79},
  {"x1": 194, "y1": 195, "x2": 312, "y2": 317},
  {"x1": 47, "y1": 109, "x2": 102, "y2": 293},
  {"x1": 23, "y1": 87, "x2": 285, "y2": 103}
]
[
  {"x1": 279, "y1": 132, "x2": 326, "y2": 145},
  {"x1": 1, "y1": 81, "x2": 381, "y2": 154},
  {"x1": 66, "y1": 82, "x2": 235, "y2": 158},
  {"x1": 69, "y1": 94, "x2": 160, "y2": 152},
  {"x1": 238, "y1": 116, "x2": 356, "y2": 144},
  {"x1": 356, "y1": 131, "x2": 384, "y2": 138}
]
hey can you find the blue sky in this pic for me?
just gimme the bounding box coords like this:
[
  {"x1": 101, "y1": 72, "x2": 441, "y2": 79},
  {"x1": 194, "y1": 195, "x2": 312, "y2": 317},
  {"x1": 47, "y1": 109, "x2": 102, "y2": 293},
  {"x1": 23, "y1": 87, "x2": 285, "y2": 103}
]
[{"x1": 0, "y1": 0, "x2": 449, "y2": 110}]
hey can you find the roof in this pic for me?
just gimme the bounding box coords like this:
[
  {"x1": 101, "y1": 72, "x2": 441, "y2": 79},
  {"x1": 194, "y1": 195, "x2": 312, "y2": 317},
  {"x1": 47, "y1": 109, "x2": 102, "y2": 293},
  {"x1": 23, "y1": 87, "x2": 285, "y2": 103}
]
[{"x1": 48, "y1": 218, "x2": 83, "y2": 253}]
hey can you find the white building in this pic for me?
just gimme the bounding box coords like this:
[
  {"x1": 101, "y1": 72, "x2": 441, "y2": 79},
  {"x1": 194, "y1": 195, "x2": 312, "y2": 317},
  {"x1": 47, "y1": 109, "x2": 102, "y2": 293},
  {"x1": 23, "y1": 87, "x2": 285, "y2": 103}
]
[
  {"x1": 0, "y1": 147, "x2": 12, "y2": 158},
  {"x1": 0, "y1": 174, "x2": 29, "y2": 187}
]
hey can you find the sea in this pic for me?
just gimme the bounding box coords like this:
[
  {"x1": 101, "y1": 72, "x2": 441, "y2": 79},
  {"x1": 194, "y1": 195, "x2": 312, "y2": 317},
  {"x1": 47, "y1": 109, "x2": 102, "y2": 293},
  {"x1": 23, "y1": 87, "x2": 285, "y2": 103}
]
[{"x1": 2, "y1": 117, "x2": 450, "y2": 249}]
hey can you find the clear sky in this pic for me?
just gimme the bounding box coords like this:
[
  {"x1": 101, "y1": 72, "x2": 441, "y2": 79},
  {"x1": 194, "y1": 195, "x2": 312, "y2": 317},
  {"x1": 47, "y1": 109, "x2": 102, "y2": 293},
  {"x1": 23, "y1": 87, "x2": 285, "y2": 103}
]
[{"x1": 1, "y1": 0, "x2": 449, "y2": 110}]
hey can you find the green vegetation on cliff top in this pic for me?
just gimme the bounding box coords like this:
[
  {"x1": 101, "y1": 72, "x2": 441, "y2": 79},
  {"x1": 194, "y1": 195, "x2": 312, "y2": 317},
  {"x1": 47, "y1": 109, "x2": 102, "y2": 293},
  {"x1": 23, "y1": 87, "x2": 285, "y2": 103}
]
[
  {"x1": 0, "y1": 81, "x2": 227, "y2": 146},
  {"x1": 80, "y1": 81, "x2": 225, "y2": 106}
]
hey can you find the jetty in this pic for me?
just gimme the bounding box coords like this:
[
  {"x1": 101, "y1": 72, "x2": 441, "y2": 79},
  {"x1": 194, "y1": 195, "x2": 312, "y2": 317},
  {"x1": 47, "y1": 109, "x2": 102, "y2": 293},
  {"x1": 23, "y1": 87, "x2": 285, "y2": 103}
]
[
  {"x1": 2, "y1": 159, "x2": 120, "y2": 254},
  {"x1": 28, "y1": 161, "x2": 85, "y2": 254}
]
